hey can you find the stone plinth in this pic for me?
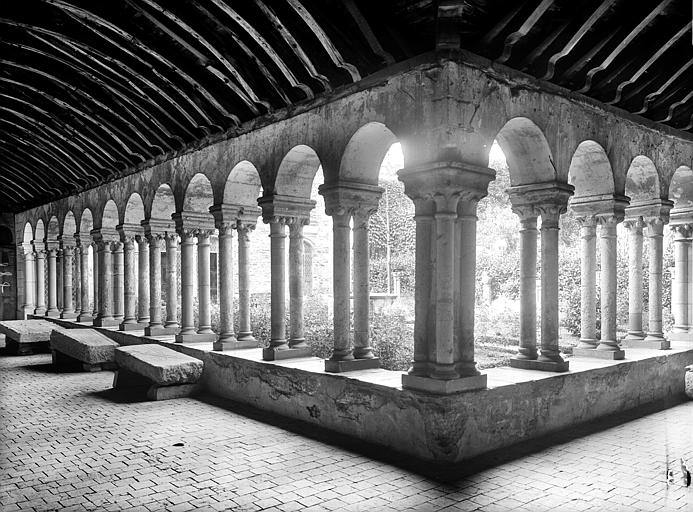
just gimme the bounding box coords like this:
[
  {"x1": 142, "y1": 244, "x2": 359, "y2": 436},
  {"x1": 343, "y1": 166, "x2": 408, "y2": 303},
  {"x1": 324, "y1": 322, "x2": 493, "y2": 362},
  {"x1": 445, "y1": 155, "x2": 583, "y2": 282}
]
[
  {"x1": 50, "y1": 329, "x2": 119, "y2": 371},
  {"x1": 0, "y1": 320, "x2": 68, "y2": 355},
  {"x1": 325, "y1": 357, "x2": 380, "y2": 373},
  {"x1": 510, "y1": 358, "x2": 569, "y2": 372},
  {"x1": 175, "y1": 333, "x2": 218, "y2": 343},
  {"x1": 401, "y1": 373, "x2": 487, "y2": 394},
  {"x1": 686, "y1": 365, "x2": 693, "y2": 399},
  {"x1": 263, "y1": 345, "x2": 313, "y2": 361},
  {"x1": 114, "y1": 345, "x2": 203, "y2": 385},
  {"x1": 622, "y1": 338, "x2": 671, "y2": 350},
  {"x1": 573, "y1": 347, "x2": 625, "y2": 360}
]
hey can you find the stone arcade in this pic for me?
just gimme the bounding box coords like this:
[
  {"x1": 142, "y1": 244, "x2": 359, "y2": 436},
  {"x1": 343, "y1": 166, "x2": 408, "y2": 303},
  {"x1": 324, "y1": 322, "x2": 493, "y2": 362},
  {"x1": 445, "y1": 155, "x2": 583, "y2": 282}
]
[{"x1": 1, "y1": 1, "x2": 692, "y2": 465}]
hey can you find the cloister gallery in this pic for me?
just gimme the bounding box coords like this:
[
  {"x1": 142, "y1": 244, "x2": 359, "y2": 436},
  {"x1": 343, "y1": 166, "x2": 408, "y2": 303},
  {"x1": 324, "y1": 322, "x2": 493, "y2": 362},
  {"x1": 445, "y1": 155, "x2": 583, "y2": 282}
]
[{"x1": 0, "y1": 0, "x2": 692, "y2": 466}]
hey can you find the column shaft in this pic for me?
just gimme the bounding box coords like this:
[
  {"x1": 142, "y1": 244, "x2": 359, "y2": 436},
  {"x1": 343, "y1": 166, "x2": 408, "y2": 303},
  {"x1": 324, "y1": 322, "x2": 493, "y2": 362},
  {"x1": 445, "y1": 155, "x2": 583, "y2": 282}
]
[
  {"x1": 23, "y1": 249, "x2": 35, "y2": 314},
  {"x1": 625, "y1": 220, "x2": 645, "y2": 340},
  {"x1": 645, "y1": 218, "x2": 667, "y2": 345},
  {"x1": 197, "y1": 232, "x2": 213, "y2": 334},
  {"x1": 352, "y1": 211, "x2": 374, "y2": 358},
  {"x1": 330, "y1": 212, "x2": 353, "y2": 361},
  {"x1": 289, "y1": 222, "x2": 307, "y2": 348},
  {"x1": 672, "y1": 228, "x2": 690, "y2": 332},
  {"x1": 97, "y1": 242, "x2": 114, "y2": 321},
  {"x1": 516, "y1": 215, "x2": 538, "y2": 359},
  {"x1": 121, "y1": 239, "x2": 137, "y2": 326},
  {"x1": 596, "y1": 219, "x2": 622, "y2": 354},
  {"x1": 78, "y1": 245, "x2": 91, "y2": 321},
  {"x1": 178, "y1": 233, "x2": 196, "y2": 336},
  {"x1": 137, "y1": 236, "x2": 150, "y2": 324},
  {"x1": 269, "y1": 220, "x2": 288, "y2": 349},
  {"x1": 92, "y1": 243, "x2": 99, "y2": 318},
  {"x1": 148, "y1": 236, "x2": 163, "y2": 329},
  {"x1": 112, "y1": 242, "x2": 124, "y2": 322},
  {"x1": 215, "y1": 227, "x2": 237, "y2": 347},
  {"x1": 34, "y1": 250, "x2": 46, "y2": 315},
  {"x1": 61, "y1": 247, "x2": 75, "y2": 317},
  {"x1": 237, "y1": 225, "x2": 255, "y2": 341},
  {"x1": 73, "y1": 247, "x2": 81, "y2": 316},
  {"x1": 46, "y1": 249, "x2": 59, "y2": 316},
  {"x1": 164, "y1": 235, "x2": 179, "y2": 329},
  {"x1": 538, "y1": 211, "x2": 566, "y2": 365}
]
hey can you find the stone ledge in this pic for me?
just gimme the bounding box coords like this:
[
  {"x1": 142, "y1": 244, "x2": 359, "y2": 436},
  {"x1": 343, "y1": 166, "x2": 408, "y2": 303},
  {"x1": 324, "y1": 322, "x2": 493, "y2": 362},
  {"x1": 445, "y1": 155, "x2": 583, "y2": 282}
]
[
  {"x1": 93, "y1": 318, "x2": 120, "y2": 328},
  {"x1": 325, "y1": 357, "x2": 380, "y2": 372},
  {"x1": 622, "y1": 338, "x2": 670, "y2": 350},
  {"x1": 175, "y1": 333, "x2": 218, "y2": 343},
  {"x1": 119, "y1": 322, "x2": 148, "y2": 331},
  {"x1": 144, "y1": 326, "x2": 179, "y2": 337},
  {"x1": 213, "y1": 339, "x2": 258, "y2": 351}
]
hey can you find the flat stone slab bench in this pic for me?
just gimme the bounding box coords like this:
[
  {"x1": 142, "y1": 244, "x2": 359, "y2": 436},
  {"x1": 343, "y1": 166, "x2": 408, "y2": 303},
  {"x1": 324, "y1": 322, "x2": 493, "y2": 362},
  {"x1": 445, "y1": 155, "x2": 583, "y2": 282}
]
[
  {"x1": 0, "y1": 320, "x2": 69, "y2": 355},
  {"x1": 686, "y1": 365, "x2": 693, "y2": 399},
  {"x1": 50, "y1": 329, "x2": 119, "y2": 372},
  {"x1": 113, "y1": 344, "x2": 204, "y2": 400}
]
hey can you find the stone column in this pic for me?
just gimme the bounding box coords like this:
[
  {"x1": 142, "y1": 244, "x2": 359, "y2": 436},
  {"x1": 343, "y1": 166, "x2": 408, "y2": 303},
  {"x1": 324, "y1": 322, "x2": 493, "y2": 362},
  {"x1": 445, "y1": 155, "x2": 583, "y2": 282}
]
[
  {"x1": 213, "y1": 222, "x2": 245, "y2": 350},
  {"x1": 577, "y1": 216, "x2": 598, "y2": 349},
  {"x1": 93, "y1": 240, "x2": 115, "y2": 326},
  {"x1": 60, "y1": 245, "x2": 77, "y2": 319},
  {"x1": 77, "y1": 242, "x2": 91, "y2": 322},
  {"x1": 92, "y1": 242, "x2": 99, "y2": 318},
  {"x1": 328, "y1": 210, "x2": 353, "y2": 365},
  {"x1": 45, "y1": 246, "x2": 59, "y2": 317},
  {"x1": 236, "y1": 222, "x2": 256, "y2": 343},
  {"x1": 33, "y1": 246, "x2": 46, "y2": 316},
  {"x1": 176, "y1": 230, "x2": 196, "y2": 340},
  {"x1": 288, "y1": 221, "x2": 308, "y2": 349},
  {"x1": 111, "y1": 241, "x2": 124, "y2": 323},
  {"x1": 196, "y1": 230, "x2": 215, "y2": 340},
  {"x1": 671, "y1": 225, "x2": 691, "y2": 338},
  {"x1": 536, "y1": 207, "x2": 570, "y2": 370},
  {"x1": 510, "y1": 208, "x2": 538, "y2": 363},
  {"x1": 595, "y1": 215, "x2": 625, "y2": 358},
  {"x1": 22, "y1": 245, "x2": 35, "y2": 318},
  {"x1": 136, "y1": 235, "x2": 150, "y2": 326},
  {"x1": 352, "y1": 209, "x2": 376, "y2": 360},
  {"x1": 73, "y1": 244, "x2": 82, "y2": 317},
  {"x1": 144, "y1": 234, "x2": 165, "y2": 335},
  {"x1": 643, "y1": 217, "x2": 670, "y2": 349},
  {"x1": 164, "y1": 233, "x2": 179, "y2": 330},
  {"x1": 120, "y1": 237, "x2": 138, "y2": 329},
  {"x1": 623, "y1": 218, "x2": 645, "y2": 341},
  {"x1": 263, "y1": 218, "x2": 289, "y2": 358}
]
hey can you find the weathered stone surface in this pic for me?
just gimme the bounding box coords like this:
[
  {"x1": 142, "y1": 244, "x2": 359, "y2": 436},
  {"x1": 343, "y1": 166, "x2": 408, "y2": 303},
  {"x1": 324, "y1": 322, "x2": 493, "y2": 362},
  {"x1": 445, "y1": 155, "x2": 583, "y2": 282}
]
[
  {"x1": 0, "y1": 320, "x2": 68, "y2": 343},
  {"x1": 50, "y1": 329, "x2": 119, "y2": 364},
  {"x1": 686, "y1": 365, "x2": 693, "y2": 399},
  {"x1": 115, "y1": 344, "x2": 203, "y2": 385}
]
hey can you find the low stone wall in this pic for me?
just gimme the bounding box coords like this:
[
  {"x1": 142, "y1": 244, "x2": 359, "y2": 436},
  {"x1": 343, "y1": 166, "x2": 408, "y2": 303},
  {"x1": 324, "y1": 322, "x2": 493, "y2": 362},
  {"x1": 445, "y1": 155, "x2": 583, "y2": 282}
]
[{"x1": 198, "y1": 347, "x2": 693, "y2": 464}]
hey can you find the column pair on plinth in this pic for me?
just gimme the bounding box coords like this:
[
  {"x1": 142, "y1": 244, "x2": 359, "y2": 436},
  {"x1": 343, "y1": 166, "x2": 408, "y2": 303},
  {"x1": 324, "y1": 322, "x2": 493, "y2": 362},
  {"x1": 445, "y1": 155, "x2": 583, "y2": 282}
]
[
  {"x1": 318, "y1": 182, "x2": 382, "y2": 373},
  {"x1": 172, "y1": 211, "x2": 217, "y2": 343},
  {"x1": 90, "y1": 228, "x2": 120, "y2": 327},
  {"x1": 620, "y1": 207, "x2": 671, "y2": 350},
  {"x1": 33, "y1": 241, "x2": 46, "y2": 316},
  {"x1": 397, "y1": 162, "x2": 494, "y2": 393},
  {"x1": 668, "y1": 212, "x2": 693, "y2": 342},
  {"x1": 142, "y1": 219, "x2": 179, "y2": 336},
  {"x1": 116, "y1": 223, "x2": 148, "y2": 331},
  {"x1": 57, "y1": 235, "x2": 78, "y2": 320},
  {"x1": 508, "y1": 182, "x2": 573, "y2": 372},
  {"x1": 209, "y1": 204, "x2": 259, "y2": 351},
  {"x1": 22, "y1": 243, "x2": 36, "y2": 318},
  {"x1": 258, "y1": 195, "x2": 315, "y2": 361},
  {"x1": 75, "y1": 235, "x2": 93, "y2": 323}
]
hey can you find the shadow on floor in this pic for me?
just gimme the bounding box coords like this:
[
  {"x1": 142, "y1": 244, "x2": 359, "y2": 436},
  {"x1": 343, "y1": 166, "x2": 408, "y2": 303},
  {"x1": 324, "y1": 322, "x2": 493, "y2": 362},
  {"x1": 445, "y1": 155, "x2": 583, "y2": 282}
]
[
  {"x1": 195, "y1": 392, "x2": 688, "y2": 484},
  {"x1": 90, "y1": 386, "x2": 151, "y2": 404}
]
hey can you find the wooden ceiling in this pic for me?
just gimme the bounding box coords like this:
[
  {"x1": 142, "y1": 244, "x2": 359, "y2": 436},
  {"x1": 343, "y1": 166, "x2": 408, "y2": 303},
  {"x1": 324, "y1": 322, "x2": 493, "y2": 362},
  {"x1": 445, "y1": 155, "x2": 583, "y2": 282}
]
[{"x1": 0, "y1": 0, "x2": 690, "y2": 212}]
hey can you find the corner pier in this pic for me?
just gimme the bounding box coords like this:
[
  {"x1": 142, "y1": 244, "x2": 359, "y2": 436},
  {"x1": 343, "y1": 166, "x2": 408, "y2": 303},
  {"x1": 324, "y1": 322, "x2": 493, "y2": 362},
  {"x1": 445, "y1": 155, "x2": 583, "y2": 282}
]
[{"x1": 37, "y1": 317, "x2": 693, "y2": 465}]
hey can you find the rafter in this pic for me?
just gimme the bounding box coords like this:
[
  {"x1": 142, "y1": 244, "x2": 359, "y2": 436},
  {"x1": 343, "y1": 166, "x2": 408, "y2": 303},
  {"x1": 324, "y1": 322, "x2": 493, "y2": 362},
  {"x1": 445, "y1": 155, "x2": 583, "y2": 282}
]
[
  {"x1": 496, "y1": 0, "x2": 553, "y2": 64},
  {"x1": 578, "y1": 0, "x2": 673, "y2": 93},
  {"x1": 635, "y1": 57, "x2": 693, "y2": 114},
  {"x1": 342, "y1": 0, "x2": 394, "y2": 65}
]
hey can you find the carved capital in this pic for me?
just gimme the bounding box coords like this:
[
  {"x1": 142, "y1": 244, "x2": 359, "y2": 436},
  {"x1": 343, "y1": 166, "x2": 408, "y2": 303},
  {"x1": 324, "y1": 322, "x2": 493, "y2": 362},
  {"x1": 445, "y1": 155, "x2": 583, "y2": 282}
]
[
  {"x1": 622, "y1": 217, "x2": 644, "y2": 231},
  {"x1": 644, "y1": 216, "x2": 666, "y2": 237}
]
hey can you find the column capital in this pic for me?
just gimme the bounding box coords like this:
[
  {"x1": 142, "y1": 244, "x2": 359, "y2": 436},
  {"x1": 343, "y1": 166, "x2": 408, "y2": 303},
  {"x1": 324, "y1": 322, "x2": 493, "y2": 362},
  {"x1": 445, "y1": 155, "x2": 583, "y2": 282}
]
[
  {"x1": 32, "y1": 241, "x2": 46, "y2": 256},
  {"x1": 172, "y1": 211, "x2": 215, "y2": 238},
  {"x1": 671, "y1": 223, "x2": 693, "y2": 238},
  {"x1": 570, "y1": 193, "x2": 629, "y2": 219},
  {"x1": 596, "y1": 213, "x2": 624, "y2": 227},
  {"x1": 116, "y1": 222, "x2": 143, "y2": 243},
  {"x1": 21, "y1": 242, "x2": 34, "y2": 255},
  {"x1": 210, "y1": 203, "x2": 261, "y2": 234},
  {"x1": 625, "y1": 198, "x2": 673, "y2": 223},
  {"x1": 258, "y1": 194, "x2": 316, "y2": 225},
  {"x1": 622, "y1": 216, "x2": 645, "y2": 230},
  {"x1": 90, "y1": 227, "x2": 118, "y2": 244},
  {"x1": 644, "y1": 215, "x2": 666, "y2": 236},
  {"x1": 44, "y1": 238, "x2": 60, "y2": 252},
  {"x1": 318, "y1": 181, "x2": 382, "y2": 218},
  {"x1": 141, "y1": 218, "x2": 175, "y2": 238},
  {"x1": 61, "y1": 245, "x2": 75, "y2": 257}
]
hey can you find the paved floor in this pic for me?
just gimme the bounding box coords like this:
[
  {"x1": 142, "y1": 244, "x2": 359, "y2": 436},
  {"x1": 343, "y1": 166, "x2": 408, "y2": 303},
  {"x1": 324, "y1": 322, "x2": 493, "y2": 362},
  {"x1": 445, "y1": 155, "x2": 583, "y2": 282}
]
[{"x1": 1, "y1": 352, "x2": 692, "y2": 512}]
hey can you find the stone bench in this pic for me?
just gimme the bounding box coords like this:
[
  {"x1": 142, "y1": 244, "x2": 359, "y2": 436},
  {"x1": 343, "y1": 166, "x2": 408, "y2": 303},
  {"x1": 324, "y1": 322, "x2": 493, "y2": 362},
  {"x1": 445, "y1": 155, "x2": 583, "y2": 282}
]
[
  {"x1": 50, "y1": 329, "x2": 119, "y2": 372},
  {"x1": 0, "y1": 320, "x2": 69, "y2": 355},
  {"x1": 113, "y1": 344, "x2": 204, "y2": 400},
  {"x1": 686, "y1": 365, "x2": 693, "y2": 400}
]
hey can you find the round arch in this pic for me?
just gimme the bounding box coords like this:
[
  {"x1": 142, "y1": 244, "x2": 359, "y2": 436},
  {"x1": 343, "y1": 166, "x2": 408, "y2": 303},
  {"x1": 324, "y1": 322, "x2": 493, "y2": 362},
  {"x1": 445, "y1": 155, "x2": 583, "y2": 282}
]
[
  {"x1": 494, "y1": 117, "x2": 556, "y2": 187},
  {"x1": 46, "y1": 216, "x2": 59, "y2": 241},
  {"x1": 339, "y1": 122, "x2": 399, "y2": 186},
  {"x1": 101, "y1": 200, "x2": 119, "y2": 228},
  {"x1": 224, "y1": 160, "x2": 262, "y2": 207},
  {"x1": 151, "y1": 184, "x2": 175, "y2": 220},
  {"x1": 124, "y1": 193, "x2": 145, "y2": 225},
  {"x1": 625, "y1": 155, "x2": 660, "y2": 203},
  {"x1": 275, "y1": 145, "x2": 322, "y2": 198},
  {"x1": 79, "y1": 208, "x2": 94, "y2": 236},
  {"x1": 35, "y1": 219, "x2": 45, "y2": 242},
  {"x1": 22, "y1": 222, "x2": 33, "y2": 244},
  {"x1": 62, "y1": 211, "x2": 77, "y2": 237},
  {"x1": 568, "y1": 140, "x2": 615, "y2": 198},
  {"x1": 183, "y1": 173, "x2": 214, "y2": 212},
  {"x1": 669, "y1": 165, "x2": 693, "y2": 209}
]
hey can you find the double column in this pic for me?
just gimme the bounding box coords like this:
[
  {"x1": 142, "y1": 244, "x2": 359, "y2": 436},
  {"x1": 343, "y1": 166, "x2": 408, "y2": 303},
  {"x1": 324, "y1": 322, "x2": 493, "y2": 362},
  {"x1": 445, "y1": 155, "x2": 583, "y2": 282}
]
[
  {"x1": 670, "y1": 222, "x2": 692, "y2": 340},
  {"x1": 318, "y1": 183, "x2": 382, "y2": 372},
  {"x1": 508, "y1": 183, "x2": 573, "y2": 372},
  {"x1": 258, "y1": 195, "x2": 315, "y2": 361},
  {"x1": 91, "y1": 228, "x2": 119, "y2": 327},
  {"x1": 22, "y1": 243, "x2": 35, "y2": 318},
  {"x1": 173, "y1": 211, "x2": 216, "y2": 343},
  {"x1": 142, "y1": 218, "x2": 178, "y2": 336},
  {"x1": 44, "y1": 240, "x2": 60, "y2": 318},
  {"x1": 210, "y1": 205, "x2": 259, "y2": 351},
  {"x1": 116, "y1": 223, "x2": 145, "y2": 331},
  {"x1": 33, "y1": 242, "x2": 46, "y2": 316},
  {"x1": 58, "y1": 237, "x2": 77, "y2": 319},
  {"x1": 398, "y1": 161, "x2": 495, "y2": 393},
  {"x1": 76, "y1": 235, "x2": 92, "y2": 322}
]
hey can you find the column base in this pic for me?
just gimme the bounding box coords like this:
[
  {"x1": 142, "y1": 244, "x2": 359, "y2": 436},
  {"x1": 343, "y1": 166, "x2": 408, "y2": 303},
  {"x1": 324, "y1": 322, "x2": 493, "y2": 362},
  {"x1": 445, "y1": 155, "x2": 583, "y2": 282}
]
[
  {"x1": 144, "y1": 326, "x2": 179, "y2": 336},
  {"x1": 119, "y1": 322, "x2": 148, "y2": 331},
  {"x1": 622, "y1": 337, "x2": 670, "y2": 350},
  {"x1": 509, "y1": 358, "x2": 569, "y2": 372},
  {"x1": 402, "y1": 373, "x2": 487, "y2": 395},
  {"x1": 237, "y1": 332, "x2": 256, "y2": 343},
  {"x1": 213, "y1": 339, "x2": 258, "y2": 351},
  {"x1": 34, "y1": 308, "x2": 46, "y2": 316},
  {"x1": 76, "y1": 314, "x2": 93, "y2": 323},
  {"x1": 574, "y1": 347, "x2": 625, "y2": 360},
  {"x1": 45, "y1": 310, "x2": 60, "y2": 318},
  {"x1": 93, "y1": 318, "x2": 120, "y2": 327},
  {"x1": 263, "y1": 346, "x2": 313, "y2": 361},
  {"x1": 667, "y1": 331, "x2": 693, "y2": 342},
  {"x1": 60, "y1": 312, "x2": 78, "y2": 320},
  {"x1": 324, "y1": 357, "x2": 380, "y2": 372},
  {"x1": 623, "y1": 332, "x2": 645, "y2": 341},
  {"x1": 175, "y1": 333, "x2": 218, "y2": 343}
]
